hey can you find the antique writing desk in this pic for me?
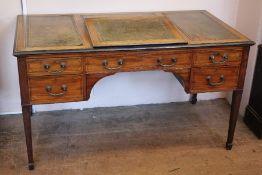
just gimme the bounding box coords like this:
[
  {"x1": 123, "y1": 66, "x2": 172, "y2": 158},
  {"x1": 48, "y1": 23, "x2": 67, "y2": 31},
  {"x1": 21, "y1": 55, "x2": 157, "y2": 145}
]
[{"x1": 13, "y1": 11, "x2": 254, "y2": 170}]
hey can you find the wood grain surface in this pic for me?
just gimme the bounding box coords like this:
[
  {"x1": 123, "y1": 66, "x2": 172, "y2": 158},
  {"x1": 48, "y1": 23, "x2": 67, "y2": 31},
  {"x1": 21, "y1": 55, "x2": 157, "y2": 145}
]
[
  {"x1": 29, "y1": 75, "x2": 84, "y2": 104},
  {"x1": 190, "y1": 67, "x2": 240, "y2": 93},
  {"x1": 86, "y1": 50, "x2": 191, "y2": 73},
  {"x1": 192, "y1": 47, "x2": 243, "y2": 67},
  {"x1": 27, "y1": 57, "x2": 84, "y2": 76}
]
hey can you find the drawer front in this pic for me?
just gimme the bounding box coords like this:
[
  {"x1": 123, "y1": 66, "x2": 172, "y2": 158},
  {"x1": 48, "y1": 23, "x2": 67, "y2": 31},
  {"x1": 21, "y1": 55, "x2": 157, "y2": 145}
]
[
  {"x1": 27, "y1": 57, "x2": 83, "y2": 76},
  {"x1": 86, "y1": 50, "x2": 191, "y2": 73},
  {"x1": 29, "y1": 75, "x2": 84, "y2": 104},
  {"x1": 191, "y1": 67, "x2": 239, "y2": 92},
  {"x1": 193, "y1": 47, "x2": 243, "y2": 67}
]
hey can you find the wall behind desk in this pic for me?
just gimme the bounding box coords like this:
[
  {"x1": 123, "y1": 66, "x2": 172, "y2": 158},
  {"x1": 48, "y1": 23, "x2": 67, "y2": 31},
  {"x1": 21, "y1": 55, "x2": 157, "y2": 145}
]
[
  {"x1": 234, "y1": 0, "x2": 262, "y2": 116},
  {"x1": 0, "y1": 0, "x2": 242, "y2": 114},
  {"x1": 0, "y1": 0, "x2": 22, "y2": 114}
]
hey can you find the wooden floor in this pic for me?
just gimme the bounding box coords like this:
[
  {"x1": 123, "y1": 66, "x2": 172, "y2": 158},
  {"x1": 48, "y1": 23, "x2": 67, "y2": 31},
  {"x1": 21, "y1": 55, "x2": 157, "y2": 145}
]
[{"x1": 0, "y1": 99, "x2": 261, "y2": 175}]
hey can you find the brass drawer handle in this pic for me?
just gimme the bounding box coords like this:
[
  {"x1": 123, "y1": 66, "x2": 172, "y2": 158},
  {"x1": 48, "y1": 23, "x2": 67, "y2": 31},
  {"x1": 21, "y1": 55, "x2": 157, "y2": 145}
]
[
  {"x1": 206, "y1": 75, "x2": 225, "y2": 87},
  {"x1": 43, "y1": 62, "x2": 66, "y2": 74},
  {"x1": 45, "y1": 84, "x2": 67, "y2": 96},
  {"x1": 209, "y1": 53, "x2": 228, "y2": 64},
  {"x1": 102, "y1": 59, "x2": 124, "y2": 70},
  {"x1": 157, "y1": 58, "x2": 177, "y2": 67}
]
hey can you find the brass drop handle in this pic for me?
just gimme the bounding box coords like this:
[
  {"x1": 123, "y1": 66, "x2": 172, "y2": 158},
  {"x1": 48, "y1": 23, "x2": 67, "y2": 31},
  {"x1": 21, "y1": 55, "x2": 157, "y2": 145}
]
[
  {"x1": 43, "y1": 64, "x2": 50, "y2": 70},
  {"x1": 43, "y1": 62, "x2": 66, "y2": 74},
  {"x1": 102, "y1": 59, "x2": 124, "y2": 70},
  {"x1": 209, "y1": 53, "x2": 229, "y2": 64},
  {"x1": 206, "y1": 75, "x2": 225, "y2": 87},
  {"x1": 157, "y1": 58, "x2": 177, "y2": 67},
  {"x1": 60, "y1": 62, "x2": 66, "y2": 68},
  {"x1": 45, "y1": 84, "x2": 67, "y2": 96}
]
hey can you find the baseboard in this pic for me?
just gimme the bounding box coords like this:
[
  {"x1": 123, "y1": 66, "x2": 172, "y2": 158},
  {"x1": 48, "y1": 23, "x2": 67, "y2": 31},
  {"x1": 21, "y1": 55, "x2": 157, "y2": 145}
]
[{"x1": 0, "y1": 111, "x2": 21, "y2": 116}]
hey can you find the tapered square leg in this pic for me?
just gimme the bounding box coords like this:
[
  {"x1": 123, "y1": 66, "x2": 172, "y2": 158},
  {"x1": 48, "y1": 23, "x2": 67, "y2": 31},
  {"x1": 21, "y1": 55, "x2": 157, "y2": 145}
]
[
  {"x1": 226, "y1": 90, "x2": 243, "y2": 150},
  {"x1": 29, "y1": 106, "x2": 33, "y2": 116},
  {"x1": 22, "y1": 105, "x2": 34, "y2": 170}
]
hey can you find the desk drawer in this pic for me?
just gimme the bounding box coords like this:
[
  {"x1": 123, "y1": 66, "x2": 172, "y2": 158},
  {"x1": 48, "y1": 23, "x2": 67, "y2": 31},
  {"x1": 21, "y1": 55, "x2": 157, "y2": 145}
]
[
  {"x1": 86, "y1": 50, "x2": 191, "y2": 73},
  {"x1": 191, "y1": 67, "x2": 239, "y2": 92},
  {"x1": 193, "y1": 47, "x2": 243, "y2": 67},
  {"x1": 27, "y1": 57, "x2": 83, "y2": 76},
  {"x1": 29, "y1": 75, "x2": 84, "y2": 104}
]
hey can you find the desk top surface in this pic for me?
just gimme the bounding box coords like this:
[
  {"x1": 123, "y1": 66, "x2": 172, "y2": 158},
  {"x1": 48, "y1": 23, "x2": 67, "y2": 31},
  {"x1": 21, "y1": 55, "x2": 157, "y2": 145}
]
[{"x1": 14, "y1": 10, "x2": 254, "y2": 56}]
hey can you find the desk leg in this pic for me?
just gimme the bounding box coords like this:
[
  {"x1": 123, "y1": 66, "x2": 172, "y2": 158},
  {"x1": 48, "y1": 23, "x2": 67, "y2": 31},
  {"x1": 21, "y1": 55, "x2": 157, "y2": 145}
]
[
  {"x1": 226, "y1": 90, "x2": 243, "y2": 150},
  {"x1": 22, "y1": 105, "x2": 34, "y2": 170},
  {"x1": 29, "y1": 106, "x2": 33, "y2": 116},
  {"x1": 190, "y1": 94, "x2": 197, "y2": 104}
]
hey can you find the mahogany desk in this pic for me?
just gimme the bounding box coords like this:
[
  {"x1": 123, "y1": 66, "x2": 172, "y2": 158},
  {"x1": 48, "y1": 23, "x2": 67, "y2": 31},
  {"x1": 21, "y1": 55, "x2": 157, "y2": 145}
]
[{"x1": 13, "y1": 11, "x2": 255, "y2": 170}]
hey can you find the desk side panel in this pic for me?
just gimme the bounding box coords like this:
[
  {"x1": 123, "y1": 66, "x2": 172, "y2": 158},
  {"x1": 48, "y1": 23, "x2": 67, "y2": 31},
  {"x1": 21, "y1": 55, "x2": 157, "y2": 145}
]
[{"x1": 17, "y1": 57, "x2": 30, "y2": 106}]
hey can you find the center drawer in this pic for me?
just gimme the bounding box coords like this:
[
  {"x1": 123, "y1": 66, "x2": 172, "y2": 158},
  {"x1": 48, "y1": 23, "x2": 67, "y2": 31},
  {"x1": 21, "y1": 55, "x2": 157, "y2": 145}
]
[
  {"x1": 29, "y1": 75, "x2": 84, "y2": 104},
  {"x1": 85, "y1": 50, "x2": 191, "y2": 73}
]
